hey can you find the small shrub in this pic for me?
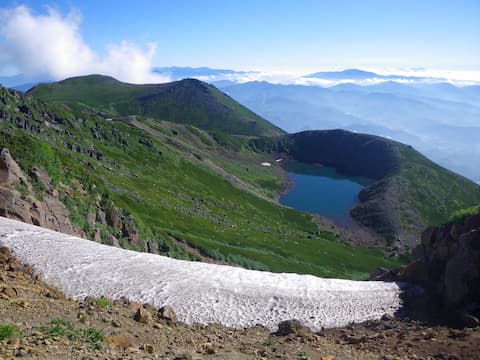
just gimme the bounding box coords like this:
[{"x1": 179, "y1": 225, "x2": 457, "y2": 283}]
[
  {"x1": 13, "y1": 182, "x2": 30, "y2": 197},
  {"x1": 96, "y1": 297, "x2": 110, "y2": 309},
  {"x1": 264, "y1": 337, "x2": 276, "y2": 346},
  {"x1": 40, "y1": 318, "x2": 79, "y2": 340},
  {"x1": 83, "y1": 328, "x2": 104, "y2": 349},
  {"x1": 0, "y1": 324, "x2": 19, "y2": 340}
]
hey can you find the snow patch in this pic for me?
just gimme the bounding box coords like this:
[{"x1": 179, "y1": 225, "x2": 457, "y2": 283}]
[{"x1": 0, "y1": 217, "x2": 406, "y2": 331}]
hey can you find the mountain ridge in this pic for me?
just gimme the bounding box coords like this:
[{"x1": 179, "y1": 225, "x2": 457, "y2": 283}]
[{"x1": 28, "y1": 74, "x2": 284, "y2": 137}]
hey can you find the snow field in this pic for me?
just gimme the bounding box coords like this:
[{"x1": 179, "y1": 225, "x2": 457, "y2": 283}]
[{"x1": 0, "y1": 217, "x2": 406, "y2": 331}]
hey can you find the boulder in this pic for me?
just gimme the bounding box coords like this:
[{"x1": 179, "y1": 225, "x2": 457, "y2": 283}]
[
  {"x1": 134, "y1": 306, "x2": 152, "y2": 324},
  {"x1": 87, "y1": 210, "x2": 96, "y2": 226},
  {"x1": 275, "y1": 319, "x2": 309, "y2": 336},
  {"x1": 147, "y1": 240, "x2": 159, "y2": 254},
  {"x1": 122, "y1": 214, "x2": 140, "y2": 246},
  {"x1": 93, "y1": 228, "x2": 102, "y2": 243},
  {"x1": 158, "y1": 305, "x2": 177, "y2": 323},
  {"x1": 107, "y1": 206, "x2": 123, "y2": 230},
  {"x1": 0, "y1": 246, "x2": 10, "y2": 265},
  {"x1": 96, "y1": 209, "x2": 107, "y2": 226},
  {"x1": 105, "y1": 234, "x2": 120, "y2": 247},
  {"x1": 0, "y1": 148, "x2": 31, "y2": 189}
]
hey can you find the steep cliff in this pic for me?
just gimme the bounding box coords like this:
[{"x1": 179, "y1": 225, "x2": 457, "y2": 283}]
[
  {"x1": 0, "y1": 148, "x2": 75, "y2": 234},
  {"x1": 374, "y1": 213, "x2": 480, "y2": 326}
]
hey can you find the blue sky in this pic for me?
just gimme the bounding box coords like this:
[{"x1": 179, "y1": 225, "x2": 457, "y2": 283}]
[{"x1": 1, "y1": 0, "x2": 479, "y2": 80}]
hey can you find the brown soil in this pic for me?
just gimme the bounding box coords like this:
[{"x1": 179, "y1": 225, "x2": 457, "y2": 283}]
[{"x1": 1, "y1": 248, "x2": 479, "y2": 360}]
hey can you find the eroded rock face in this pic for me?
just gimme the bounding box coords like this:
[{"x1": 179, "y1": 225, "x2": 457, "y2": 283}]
[
  {"x1": 0, "y1": 148, "x2": 76, "y2": 235},
  {"x1": 412, "y1": 215, "x2": 480, "y2": 311},
  {"x1": 0, "y1": 148, "x2": 151, "y2": 252},
  {"x1": 375, "y1": 213, "x2": 480, "y2": 325}
]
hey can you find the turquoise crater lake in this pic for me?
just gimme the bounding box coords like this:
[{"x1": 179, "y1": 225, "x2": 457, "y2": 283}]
[{"x1": 279, "y1": 163, "x2": 372, "y2": 225}]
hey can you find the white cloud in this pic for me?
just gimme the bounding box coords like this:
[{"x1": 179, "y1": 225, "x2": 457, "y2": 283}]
[
  {"x1": 185, "y1": 68, "x2": 480, "y2": 87},
  {"x1": 367, "y1": 68, "x2": 480, "y2": 86},
  {"x1": 193, "y1": 70, "x2": 303, "y2": 85},
  {"x1": 0, "y1": 5, "x2": 169, "y2": 84}
]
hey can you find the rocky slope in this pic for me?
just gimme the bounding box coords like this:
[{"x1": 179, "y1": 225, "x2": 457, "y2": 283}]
[
  {"x1": 0, "y1": 148, "x2": 74, "y2": 235},
  {"x1": 0, "y1": 146, "x2": 143, "y2": 250},
  {"x1": 2, "y1": 246, "x2": 480, "y2": 359}
]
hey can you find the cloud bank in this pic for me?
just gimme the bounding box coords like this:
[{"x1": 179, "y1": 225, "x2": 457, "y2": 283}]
[
  {"x1": 174, "y1": 68, "x2": 480, "y2": 87},
  {"x1": 0, "y1": 5, "x2": 169, "y2": 84}
]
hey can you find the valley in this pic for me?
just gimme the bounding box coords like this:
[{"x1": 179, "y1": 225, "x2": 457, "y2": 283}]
[{"x1": 0, "y1": 81, "x2": 406, "y2": 280}]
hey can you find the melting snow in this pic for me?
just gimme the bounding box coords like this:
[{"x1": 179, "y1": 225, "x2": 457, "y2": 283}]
[{"x1": 0, "y1": 217, "x2": 406, "y2": 331}]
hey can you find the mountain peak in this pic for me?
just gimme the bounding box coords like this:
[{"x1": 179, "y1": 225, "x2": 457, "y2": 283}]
[{"x1": 28, "y1": 74, "x2": 284, "y2": 137}]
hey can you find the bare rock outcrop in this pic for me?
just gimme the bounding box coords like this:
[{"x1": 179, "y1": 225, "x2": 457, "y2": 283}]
[
  {"x1": 0, "y1": 148, "x2": 75, "y2": 235},
  {"x1": 373, "y1": 213, "x2": 480, "y2": 326},
  {"x1": 412, "y1": 215, "x2": 480, "y2": 313}
]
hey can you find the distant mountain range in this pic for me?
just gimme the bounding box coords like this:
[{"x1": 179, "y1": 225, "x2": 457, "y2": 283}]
[{"x1": 306, "y1": 68, "x2": 434, "y2": 81}]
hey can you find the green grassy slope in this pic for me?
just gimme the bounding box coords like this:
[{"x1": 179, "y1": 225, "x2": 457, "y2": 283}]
[
  {"x1": 395, "y1": 146, "x2": 480, "y2": 225},
  {"x1": 28, "y1": 75, "x2": 283, "y2": 137},
  {"x1": 0, "y1": 85, "x2": 401, "y2": 279},
  {"x1": 350, "y1": 139, "x2": 480, "y2": 244}
]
